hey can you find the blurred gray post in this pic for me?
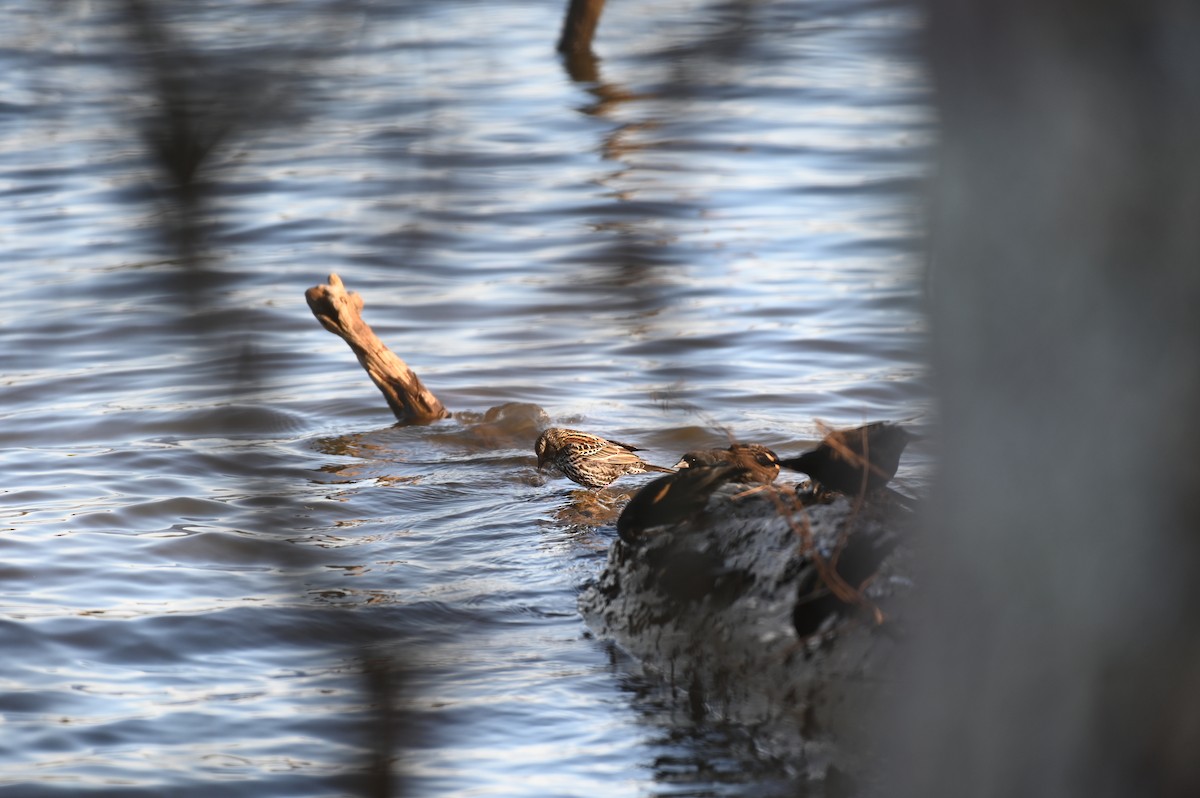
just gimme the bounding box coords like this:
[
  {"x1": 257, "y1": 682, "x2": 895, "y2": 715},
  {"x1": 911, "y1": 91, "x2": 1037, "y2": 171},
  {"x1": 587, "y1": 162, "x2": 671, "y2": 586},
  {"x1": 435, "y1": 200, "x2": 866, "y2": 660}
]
[{"x1": 891, "y1": 1, "x2": 1200, "y2": 796}]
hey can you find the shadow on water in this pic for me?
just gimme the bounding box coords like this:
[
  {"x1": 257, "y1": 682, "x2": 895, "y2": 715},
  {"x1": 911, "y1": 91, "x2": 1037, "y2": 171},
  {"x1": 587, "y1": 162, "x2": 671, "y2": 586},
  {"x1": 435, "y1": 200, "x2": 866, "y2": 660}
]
[{"x1": 83, "y1": 2, "x2": 416, "y2": 795}]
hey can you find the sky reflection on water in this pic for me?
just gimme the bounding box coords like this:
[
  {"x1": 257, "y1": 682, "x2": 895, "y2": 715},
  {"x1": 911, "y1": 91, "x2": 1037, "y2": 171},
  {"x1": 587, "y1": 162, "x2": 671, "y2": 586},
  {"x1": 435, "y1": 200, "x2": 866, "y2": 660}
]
[{"x1": 1, "y1": 0, "x2": 929, "y2": 794}]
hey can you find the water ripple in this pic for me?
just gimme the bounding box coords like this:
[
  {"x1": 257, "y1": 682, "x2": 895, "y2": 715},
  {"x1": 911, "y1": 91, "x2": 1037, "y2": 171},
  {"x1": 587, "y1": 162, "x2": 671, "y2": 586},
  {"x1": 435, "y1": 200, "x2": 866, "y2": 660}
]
[{"x1": 1, "y1": 0, "x2": 929, "y2": 793}]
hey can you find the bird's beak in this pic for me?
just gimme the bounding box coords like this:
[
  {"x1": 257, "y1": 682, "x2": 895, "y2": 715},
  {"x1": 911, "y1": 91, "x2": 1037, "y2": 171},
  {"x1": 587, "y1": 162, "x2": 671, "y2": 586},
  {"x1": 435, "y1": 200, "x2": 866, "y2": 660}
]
[{"x1": 673, "y1": 457, "x2": 690, "y2": 469}]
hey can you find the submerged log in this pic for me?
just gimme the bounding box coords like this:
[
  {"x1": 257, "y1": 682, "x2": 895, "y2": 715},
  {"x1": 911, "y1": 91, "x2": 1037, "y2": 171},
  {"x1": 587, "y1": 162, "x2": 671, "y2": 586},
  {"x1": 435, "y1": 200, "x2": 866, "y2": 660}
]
[
  {"x1": 579, "y1": 487, "x2": 913, "y2": 780},
  {"x1": 305, "y1": 274, "x2": 450, "y2": 425}
]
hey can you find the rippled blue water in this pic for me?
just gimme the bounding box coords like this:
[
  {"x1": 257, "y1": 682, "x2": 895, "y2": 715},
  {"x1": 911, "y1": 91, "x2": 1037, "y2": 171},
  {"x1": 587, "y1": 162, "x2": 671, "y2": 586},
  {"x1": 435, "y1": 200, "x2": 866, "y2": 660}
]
[{"x1": 2, "y1": 0, "x2": 930, "y2": 794}]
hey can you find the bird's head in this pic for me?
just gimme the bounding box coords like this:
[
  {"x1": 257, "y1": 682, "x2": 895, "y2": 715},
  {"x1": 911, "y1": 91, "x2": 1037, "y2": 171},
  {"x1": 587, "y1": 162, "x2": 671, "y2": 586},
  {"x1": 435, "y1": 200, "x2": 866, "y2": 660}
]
[
  {"x1": 673, "y1": 452, "x2": 707, "y2": 469},
  {"x1": 534, "y1": 429, "x2": 556, "y2": 469}
]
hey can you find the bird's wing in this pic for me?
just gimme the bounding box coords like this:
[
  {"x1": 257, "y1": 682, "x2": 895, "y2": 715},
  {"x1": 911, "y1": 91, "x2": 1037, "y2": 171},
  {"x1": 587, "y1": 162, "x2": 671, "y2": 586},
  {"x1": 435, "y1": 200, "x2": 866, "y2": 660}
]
[
  {"x1": 591, "y1": 444, "x2": 650, "y2": 466},
  {"x1": 561, "y1": 430, "x2": 642, "y2": 458}
]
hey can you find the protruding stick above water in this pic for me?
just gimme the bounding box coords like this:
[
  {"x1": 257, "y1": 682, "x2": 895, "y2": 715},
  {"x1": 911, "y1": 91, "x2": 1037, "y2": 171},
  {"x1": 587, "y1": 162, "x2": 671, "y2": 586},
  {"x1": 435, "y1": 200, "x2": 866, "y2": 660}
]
[
  {"x1": 557, "y1": 0, "x2": 605, "y2": 82},
  {"x1": 305, "y1": 273, "x2": 450, "y2": 425},
  {"x1": 557, "y1": 0, "x2": 605, "y2": 57}
]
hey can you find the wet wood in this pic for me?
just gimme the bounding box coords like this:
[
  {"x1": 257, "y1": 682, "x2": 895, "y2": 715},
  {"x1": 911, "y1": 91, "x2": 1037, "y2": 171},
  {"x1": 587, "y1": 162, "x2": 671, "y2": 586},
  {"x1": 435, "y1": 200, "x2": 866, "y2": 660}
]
[
  {"x1": 305, "y1": 273, "x2": 450, "y2": 425},
  {"x1": 579, "y1": 488, "x2": 913, "y2": 776},
  {"x1": 557, "y1": 0, "x2": 605, "y2": 82},
  {"x1": 557, "y1": 0, "x2": 605, "y2": 56}
]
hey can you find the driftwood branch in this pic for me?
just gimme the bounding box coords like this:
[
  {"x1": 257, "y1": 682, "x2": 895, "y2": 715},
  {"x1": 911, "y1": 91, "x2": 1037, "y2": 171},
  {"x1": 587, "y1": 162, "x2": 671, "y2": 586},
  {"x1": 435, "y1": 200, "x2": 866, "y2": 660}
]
[{"x1": 305, "y1": 273, "x2": 450, "y2": 425}]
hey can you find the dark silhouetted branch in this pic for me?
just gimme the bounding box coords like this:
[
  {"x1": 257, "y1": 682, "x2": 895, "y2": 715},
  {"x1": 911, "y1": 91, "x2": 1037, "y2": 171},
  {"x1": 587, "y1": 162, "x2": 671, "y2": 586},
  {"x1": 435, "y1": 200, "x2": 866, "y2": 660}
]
[{"x1": 557, "y1": 0, "x2": 605, "y2": 82}]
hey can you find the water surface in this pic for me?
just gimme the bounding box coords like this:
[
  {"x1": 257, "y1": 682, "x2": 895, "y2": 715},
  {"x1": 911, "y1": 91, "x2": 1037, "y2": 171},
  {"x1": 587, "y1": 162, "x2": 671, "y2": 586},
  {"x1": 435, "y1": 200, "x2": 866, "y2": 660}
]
[{"x1": 1, "y1": 1, "x2": 930, "y2": 794}]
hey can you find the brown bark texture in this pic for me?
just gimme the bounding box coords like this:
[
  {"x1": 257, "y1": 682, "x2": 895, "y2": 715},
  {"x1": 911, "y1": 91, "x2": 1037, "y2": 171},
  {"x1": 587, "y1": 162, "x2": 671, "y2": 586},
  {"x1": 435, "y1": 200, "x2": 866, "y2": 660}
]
[{"x1": 305, "y1": 273, "x2": 450, "y2": 425}]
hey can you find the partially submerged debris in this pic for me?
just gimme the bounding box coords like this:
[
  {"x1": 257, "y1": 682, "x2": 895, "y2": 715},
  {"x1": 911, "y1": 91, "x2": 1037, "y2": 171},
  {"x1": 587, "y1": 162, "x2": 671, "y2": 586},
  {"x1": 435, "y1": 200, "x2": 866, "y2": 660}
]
[
  {"x1": 582, "y1": 485, "x2": 913, "y2": 774},
  {"x1": 306, "y1": 274, "x2": 449, "y2": 425}
]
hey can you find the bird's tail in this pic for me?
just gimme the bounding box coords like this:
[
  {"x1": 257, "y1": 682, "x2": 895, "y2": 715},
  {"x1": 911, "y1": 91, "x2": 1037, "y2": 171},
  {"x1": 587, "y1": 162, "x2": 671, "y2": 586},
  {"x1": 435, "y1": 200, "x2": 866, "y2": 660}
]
[{"x1": 644, "y1": 463, "x2": 676, "y2": 474}]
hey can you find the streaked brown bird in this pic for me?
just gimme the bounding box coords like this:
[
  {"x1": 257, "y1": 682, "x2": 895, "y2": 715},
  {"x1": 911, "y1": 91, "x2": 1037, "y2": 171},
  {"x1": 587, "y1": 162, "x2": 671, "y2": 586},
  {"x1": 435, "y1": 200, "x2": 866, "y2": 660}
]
[
  {"x1": 674, "y1": 443, "x2": 781, "y2": 484},
  {"x1": 617, "y1": 464, "x2": 746, "y2": 543},
  {"x1": 779, "y1": 422, "x2": 909, "y2": 497},
  {"x1": 534, "y1": 427, "x2": 674, "y2": 489}
]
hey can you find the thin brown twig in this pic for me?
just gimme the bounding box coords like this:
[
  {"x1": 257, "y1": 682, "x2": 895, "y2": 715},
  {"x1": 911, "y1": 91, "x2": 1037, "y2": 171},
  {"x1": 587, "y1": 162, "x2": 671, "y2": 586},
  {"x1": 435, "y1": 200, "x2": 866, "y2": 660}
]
[
  {"x1": 650, "y1": 389, "x2": 737, "y2": 445},
  {"x1": 813, "y1": 418, "x2": 894, "y2": 492},
  {"x1": 765, "y1": 481, "x2": 884, "y2": 635}
]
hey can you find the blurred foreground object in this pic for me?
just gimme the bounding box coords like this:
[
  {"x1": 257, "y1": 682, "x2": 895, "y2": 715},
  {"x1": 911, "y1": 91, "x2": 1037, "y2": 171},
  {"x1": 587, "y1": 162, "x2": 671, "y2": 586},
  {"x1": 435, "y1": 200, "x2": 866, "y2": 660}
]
[
  {"x1": 616, "y1": 464, "x2": 746, "y2": 543},
  {"x1": 889, "y1": 1, "x2": 1200, "y2": 796}
]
